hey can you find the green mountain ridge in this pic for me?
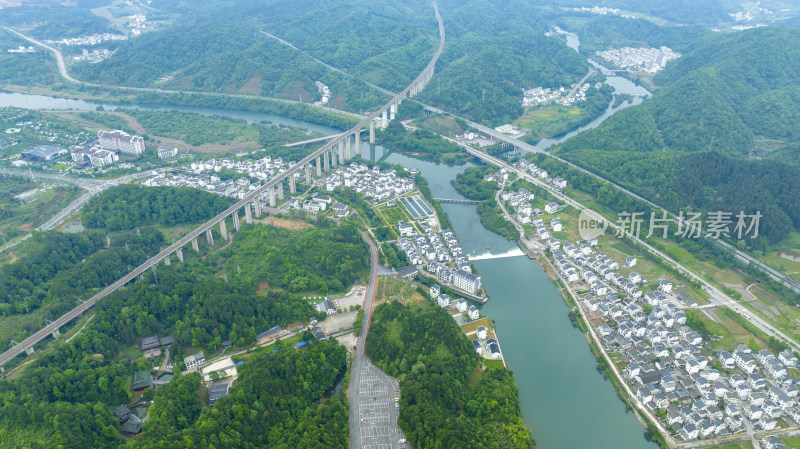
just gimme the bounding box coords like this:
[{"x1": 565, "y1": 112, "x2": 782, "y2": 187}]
[{"x1": 557, "y1": 26, "x2": 800, "y2": 244}]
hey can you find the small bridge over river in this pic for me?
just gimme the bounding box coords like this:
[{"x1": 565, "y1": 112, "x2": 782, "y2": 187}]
[{"x1": 434, "y1": 197, "x2": 479, "y2": 205}]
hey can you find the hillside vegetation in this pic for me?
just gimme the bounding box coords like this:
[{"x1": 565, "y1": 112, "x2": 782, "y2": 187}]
[
  {"x1": 367, "y1": 301, "x2": 534, "y2": 449},
  {"x1": 557, "y1": 27, "x2": 800, "y2": 245}
]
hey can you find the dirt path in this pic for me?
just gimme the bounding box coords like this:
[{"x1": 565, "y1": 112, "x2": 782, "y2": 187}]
[{"x1": 253, "y1": 215, "x2": 313, "y2": 230}]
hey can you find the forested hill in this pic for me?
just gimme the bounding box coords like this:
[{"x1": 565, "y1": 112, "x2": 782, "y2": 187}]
[
  {"x1": 66, "y1": 0, "x2": 436, "y2": 112},
  {"x1": 65, "y1": 0, "x2": 588, "y2": 124},
  {"x1": 367, "y1": 301, "x2": 534, "y2": 448},
  {"x1": 563, "y1": 27, "x2": 800, "y2": 157},
  {"x1": 556, "y1": 27, "x2": 800, "y2": 244},
  {"x1": 535, "y1": 0, "x2": 734, "y2": 25},
  {"x1": 418, "y1": 0, "x2": 588, "y2": 125}
]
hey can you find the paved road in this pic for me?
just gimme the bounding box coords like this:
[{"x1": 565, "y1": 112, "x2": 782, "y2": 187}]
[
  {"x1": 37, "y1": 171, "x2": 157, "y2": 232},
  {"x1": 3, "y1": 27, "x2": 365, "y2": 121},
  {"x1": 0, "y1": 170, "x2": 155, "y2": 254},
  {"x1": 349, "y1": 233, "x2": 407, "y2": 449},
  {"x1": 0, "y1": 168, "x2": 104, "y2": 189},
  {"x1": 0, "y1": 0, "x2": 445, "y2": 369},
  {"x1": 460, "y1": 143, "x2": 800, "y2": 354},
  {"x1": 350, "y1": 232, "x2": 379, "y2": 449}
]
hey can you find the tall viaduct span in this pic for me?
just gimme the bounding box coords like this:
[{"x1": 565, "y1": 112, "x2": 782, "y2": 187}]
[{"x1": 0, "y1": 1, "x2": 445, "y2": 371}]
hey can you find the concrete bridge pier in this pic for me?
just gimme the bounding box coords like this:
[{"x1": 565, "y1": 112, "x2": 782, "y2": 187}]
[
  {"x1": 305, "y1": 164, "x2": 312, "y2": 184},
  {"x1": 192, "y1": 237, "x2": 199, "y2": 252},
  {"x1": 345, "y1": 136, "x2": 351, "y2": 160},
  {"x1": 269, "y1": 187, "x2": 276, "y2": 207},
  {"x1": 245, "y1": 203, "x2": 252, "y2": 224},
  {"x1": 220, "y1": 219, "x2": 228, "y2": 241},
  {"x1": 289, "y1": 175, "x2": 297, "y2": 194},
  {"x1": 324, "y1": 150, "x2": 330, "y2": 172},
  {"x1": 164, "y1": 254, "x2": 171, "y2": 266},
  {"x1": 206, "y1": 229, "x2": 214, "y2": 246},
  {"x1": 25, "y1": 346, "x2": 34, "y2": 356},
  {"x1": 381, "y1": 109, "x2": 388, "y2": 127},
  {"x1": 176, "y1": 247, "x2": 184, "y2": 263},
  {"x1": 331, "y1": 147, "x2": 338, "y2": 168},
  {"x1": 233, "y1": 212, "x2": 240, "y2": 232},
  {"x1": 390, "y1": 103, "x2": 396, "y2": 121},
  {"x1": 338, "y1": 141, "x2": 344, "y2": 165},
  {"x1": 51, "y1": 328, "x2": 60, "y2": 338},
  {"x1": 369, "y1": 121, "x2": 375, "y2": 144},
  {"x1": 316, "y1": 156, "x2": 322, "y2": 177},
  {"x1": 277, "y1": 181, "x2": 284, "y2": 200},
  {"x1": 355, "y1": 131, "x2": 361, "y2": 155},
  {"x1": 254, "y1": 198, "x2": 262, "y2": 217}
]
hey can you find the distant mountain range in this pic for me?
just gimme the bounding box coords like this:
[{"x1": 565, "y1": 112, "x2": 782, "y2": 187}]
[{"x1": 557, "y1": 27, "x2": 800, "y2": 244}]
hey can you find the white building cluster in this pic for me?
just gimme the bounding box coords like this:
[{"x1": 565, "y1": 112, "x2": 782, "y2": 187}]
[
  {"x1": 323, "y1": 163, "x2": 414, "y2": 202},
  {"x1": 516, "y1": 159, "x2": 567, "y2": 191},
  {"x1": 522, "y1": 83, "x2": 592, "y2": 107},
  {"x1": 314, "y1": 81, "x2": 331, "y2": 105},
  {"x1": 143, "y1": 156, "x2": 292, "y2": 200},
  {"x1": 72, "y1": 48, "x2": 112, "y2": 62},
  {"x1": 524, "y1": 202, "x2": 800, "y2": 441},
  {"x1": 70, "y1": 144, "x2": 119, "y2": 167},
  {"x1": 46, "y1": 33, "x2": 127, "y2": 46},
  {"x1": 571, "y1": 6, "x2": 621, "y2": 15},
  {"x1": 395, "y1": 224, "x2": 481, "y2": 295},
  {"x1": 97, "y1": 130, "x2": 145, "y2": 156},
  {"x1": 7, "y1": 46, "x2": 35, "y2": 53},
  {"x1": 595, "y1": 46, "x2": 681, "y2": 73},
  {"x1": 127, "y1": 14, "x2": 147, "y2": 31}
]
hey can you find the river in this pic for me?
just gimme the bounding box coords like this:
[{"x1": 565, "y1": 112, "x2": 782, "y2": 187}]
[
  {"x1": 365, "y1": 145, "x2": 656, "y2": 449},
  {"x1": 0, "y1": 38, "x2": 655, "y2": 445},
  {"x1": 532, "y1": 27, "x2": 651, "y2": 151},
  {"x1": 0, "y1": 91, "x2": 341, "y2": 136}
]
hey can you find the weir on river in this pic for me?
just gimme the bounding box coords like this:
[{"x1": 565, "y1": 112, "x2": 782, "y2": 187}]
[{"x1": 0, "y1": 30, "x2": 657, "y2": 444}]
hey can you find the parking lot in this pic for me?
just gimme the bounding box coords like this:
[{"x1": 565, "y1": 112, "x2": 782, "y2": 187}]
[
  {"x1": 356, "y1": 360, "x2": 407, "y2": 449},
  {"x1": 336, "y1": 286, "x2": 366, "y2": 309},
  {"x1": 319, "y1": 310, "x2": 357, "y2": 334}
]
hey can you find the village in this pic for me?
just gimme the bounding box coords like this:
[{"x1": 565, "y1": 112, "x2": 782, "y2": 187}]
[
  {"x1": 143, "y1": 155, "x2": 293, "y2": 200},
  {"x1": 594, "y1": 46, "x2": 681, "y2": 73},
  {"x1": 521, "y1": 82, "x2": 598, "y2": 107},
  {"x1": 486, "y1": 157, "x2": 800, "y2": 446},
  {"x1": 108, "y1": 158, "x2": 508, "y2": 435}
]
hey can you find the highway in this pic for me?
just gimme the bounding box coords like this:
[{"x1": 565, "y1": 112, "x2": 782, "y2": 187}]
[
  {"x1": 269, "y1": 25, "x2": 799, "y2": 295},
  {"x1": 0, "y1": 168, "x2": 104, "y2": 189},
  {"x1": 284, "y1": 133, "x2": 344, "y2": 147},
  {"x1": 0, "y1": 170, "x2": 155, "y2": 254},
  {"x1": 0, "y1": 0, "x2": 445, "y2": 369},
  {"x1": 458, "y1": 142, "x2": 800, "y2": 354},
  {"x1": 261, "y1": 31, "x2": 397, "y2": 99},
  {"x1": 36, "y1": 171, "x2": 157, "y2": 232},
  {"x1": 3, "y1": 27, "x2": 365, "y2": 121}
]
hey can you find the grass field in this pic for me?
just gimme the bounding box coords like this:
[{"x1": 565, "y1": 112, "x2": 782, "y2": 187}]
[
  {"x1": 514, "y1": 105, "x2": 591, "y2": 141},
  {"x1": 376, "y1": 201, "x2": 413, "y2": 230},
  {"x1": 375, "y1": 276, "x2": 422, "y2": 304},
  {"x1": 483, "y1": 359, "x2": 505, "y2": 370},
  {"x1": 783, "y1": 436, "x2": 800, "y2": 448},
  {"x1": 0, "y1": 185, "x2": 83, "y2": 239},
  {"x1": 461, "y1": 317, "x2": 491, "y2": 334},
  {"x1": 706, "y1": 443, "x2": 752, "y2": 449},
  {"x1": 689, "y1": 308, "x2": 767, "y2": 352}
]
